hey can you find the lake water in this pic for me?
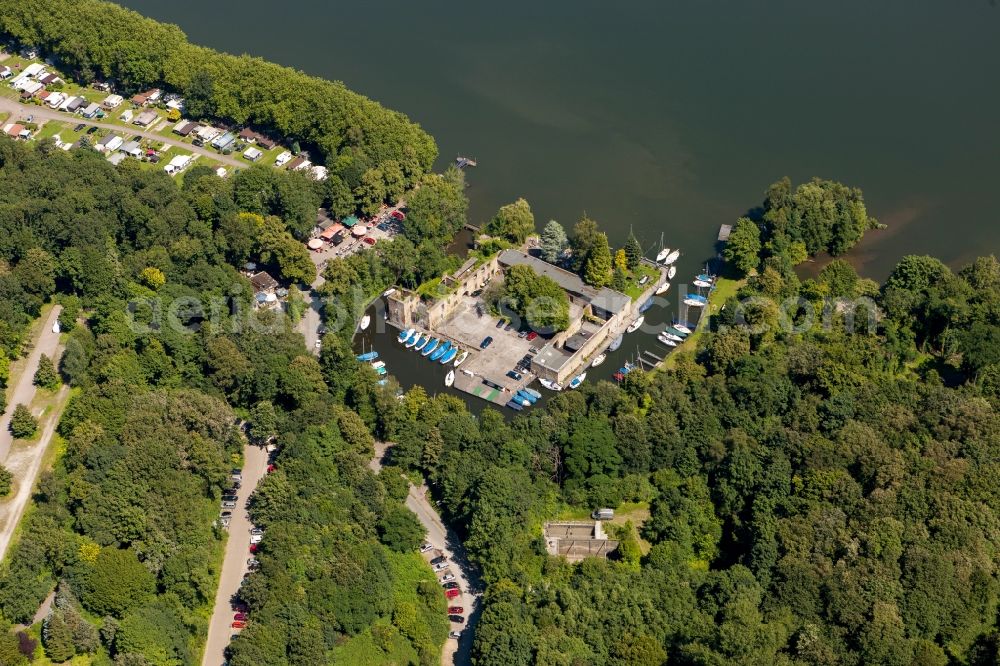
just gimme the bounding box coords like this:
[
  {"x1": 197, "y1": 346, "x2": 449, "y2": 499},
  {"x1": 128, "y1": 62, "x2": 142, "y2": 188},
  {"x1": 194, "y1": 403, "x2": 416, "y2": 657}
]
[{"x1": 120, "y1": 0, "x2": 1000, "y2": 399}]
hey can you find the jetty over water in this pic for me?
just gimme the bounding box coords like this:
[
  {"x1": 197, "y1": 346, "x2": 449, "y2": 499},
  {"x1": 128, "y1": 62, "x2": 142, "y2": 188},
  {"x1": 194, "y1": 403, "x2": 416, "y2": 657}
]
[{"x1": 455, "y1": 156, "x2": 477, "y2": 169}]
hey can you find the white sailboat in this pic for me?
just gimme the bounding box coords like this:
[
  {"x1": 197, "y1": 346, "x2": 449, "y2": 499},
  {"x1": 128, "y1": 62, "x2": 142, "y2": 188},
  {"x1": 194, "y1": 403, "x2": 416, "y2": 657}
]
[
  {"x1": 673, "y1": 323, "x2": 692, "y2": 335},
  {"x1": 591, "y1": 353, "x2": 607, "y2": 368},
  {"x1": 657, "y1": 335, "x2": 678, "y2": 347},
  {"x1": 663, "y1": 249, "x2": 681, "y2": 265},
  {"x1": 668, "y1": 265, "x2": 677, "y2": 279},
  {"x1": 539, "y1": 378, "x2": 563, "y2": 391},
  {"x1": 444, "y1": 370, "x2": 455, "y2": 387},
  {"x1": 568, "y1": 372, "x2": 587, "y2": 389},
  {"x1": 655, "y1": 232, "x2": 670, "y2": 263},
  {"x1": 655, "y1": 281, "x2": 670, "y2": 295},
  {"x1": 627, "y1": 315, "x2": 645, "y2": 333},
  {"x1": 359, "y1": 314, "x2": 371, "y2": 330}
]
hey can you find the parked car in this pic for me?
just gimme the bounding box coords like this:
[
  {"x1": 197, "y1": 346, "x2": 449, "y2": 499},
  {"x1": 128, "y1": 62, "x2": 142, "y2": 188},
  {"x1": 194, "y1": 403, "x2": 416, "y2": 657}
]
[
  {"x1": 480, "y1": 336, "x2": 493, "y2": 349},
  {"x1": 234, "y1": 612, "x2": 247, "y2": 621},
  {"x1": 376, "y1": 222, "x2": 389, "y2": 232},
  {"x1": 506, "y1": 370, "x2": 523, "y2": 381},
  {"x1": 250, "y1": 528, "x2": 263, "y2": 536},
  {"x1": 445, "y1": 588, "x2": 460, "y2": 599},
  {"x1": 267, "y1": 464, "x2": 276, "y2": 473},
  {"x1": 86, "y1": 126, "x2": 98, "y2": 134},
  {"x1": 229, "y1": 481, "x2": 241, "y2": 490},
  {"x1": 448, "y1": 606, "x2": 464, "y2": 615},
  {"x1": 390, "y1": 210, "x2": 405, "y2": 221},
  {"x1": 220, "y1": 511, "x2": 233, "y2": 519},
  {"x1": 420, "y1": 543, "x2": 434, "y2": 553},
  {"x1": 231, "y1": 469, "x2": 243, "y2": 481},
  {"x1": 433, "y1": 562, "x2": 448, "y2": 572},
  {"x1": 222, "y1": 501, "x2": 237, "y2": 509},
  {"x1": 231, "y1": 621, "x2": 246, "y2": 629},
  {"x1": 495, "y1": 319, "x2": 505, "y2": 329},
  {"x1": 430, "y1": 555, "x2": 447, "y2": 565},
  {"x1": 526, "y1": 331, "x2": 538, "y2": 341},
  {"x1": 250, "y1": 534, "x2": 263, "y2": 545},
  {"x1": 363, "y1": 237, "x2": 376, "y2": 245},
  {"x1": 449, "y1": 631, "x2": 462, "y2": 639},
  {"x1": 442, "y1": 582, "x2": 459, "y2": 590},
  {"x1": 448, "y1": 615, "x2": 465, "y2": 624},
  {"x1": 73, "y1": 123, "x2": 85, "y2": 131},
  {"x1": 249, "y1": 544, "x2": 259, "y2": 554},
  {"x1": 440, "y1": 573, "x2": 456, "y2": 582}
]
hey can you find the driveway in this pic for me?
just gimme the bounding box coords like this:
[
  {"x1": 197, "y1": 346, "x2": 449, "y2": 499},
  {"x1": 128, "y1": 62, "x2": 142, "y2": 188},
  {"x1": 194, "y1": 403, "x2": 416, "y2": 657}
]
[
  {"x1": 0, "y1": 97, "x2": 244, "y2": 169},
  {"x1": 201, "y1": 443, "x2": 269, "y2": 666},
  {"x1": 370, "y1": 442, "x2": 480, "y2": 666}
]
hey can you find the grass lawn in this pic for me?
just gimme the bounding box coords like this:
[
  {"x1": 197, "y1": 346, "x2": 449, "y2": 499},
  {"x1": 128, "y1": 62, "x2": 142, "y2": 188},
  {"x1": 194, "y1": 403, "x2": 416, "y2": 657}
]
[
  {"x1": 621, "y1": 263, "x2": 661, "y2": 301},
  {"x1": 663, "y1": 275, "x2": 745, "y2": 370}
]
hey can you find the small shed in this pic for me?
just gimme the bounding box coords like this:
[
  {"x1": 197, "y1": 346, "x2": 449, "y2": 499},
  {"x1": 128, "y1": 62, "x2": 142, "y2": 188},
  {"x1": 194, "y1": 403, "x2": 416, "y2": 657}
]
[
  {"x1": 133, "y1": 110, "x2": 158, "y2": 127},
  {"x1": 243, "y1": 146, "x2": 263, "y2": 162}
]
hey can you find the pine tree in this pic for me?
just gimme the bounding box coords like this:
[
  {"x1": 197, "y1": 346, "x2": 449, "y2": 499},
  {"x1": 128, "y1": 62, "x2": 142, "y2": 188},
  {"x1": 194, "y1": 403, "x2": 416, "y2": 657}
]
[
  {"x1": 9, "y1": 404, "x2": 38, "y2": 439},
  {"x1": 624, "y1": 232, "x2": 642, "y2": 271},
  {"x1": 33, "y1": 354, "x2": 60, "y2": 390},
  {"x1": 539, "y1": 220, "x2": 568, "y2": 264},
  {"x1": 612, "y1": 266, "x2": 628, "y2": 293},
  {"x1": 584, "y1": 233, "x2": 613, "y2": 288},
  {"x1": 43, "y1": 610, "x2": 76, "y2": 662}
]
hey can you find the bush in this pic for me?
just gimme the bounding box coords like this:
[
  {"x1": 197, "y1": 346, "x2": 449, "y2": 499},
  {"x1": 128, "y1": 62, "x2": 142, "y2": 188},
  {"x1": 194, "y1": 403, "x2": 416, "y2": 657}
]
[
  {"x1": 0, "y1": 465, "x2": 12, "y2": 496},
  {"x1": 79, "y1": 548, "x2": 154, "y2": 617},
  {"x1": 9, "y1": 405, "x2": 37, "y2": 439}
]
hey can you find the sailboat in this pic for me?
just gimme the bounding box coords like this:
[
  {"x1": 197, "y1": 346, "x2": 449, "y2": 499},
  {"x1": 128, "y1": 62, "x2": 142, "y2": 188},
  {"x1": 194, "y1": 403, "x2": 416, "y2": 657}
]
[
  {"x1": 663, "y1": 249, "x2": 681, "y2": 265},
  {"x1": 371, "y1": 360, "x2": 386, "y2": 369},
  {"x1": 454, "y1": 350, "x2": 469, "y2": 367},
  {"x1": 444, "y1": 370, "x2": 455, "y2": 387},
  {"x1": 666, "y1": 326, "x2": 689, "y2": 339},
  {"x1": 627, "y1": 316, "x2": 645, "y2": 333},
  {"x1": 668, "y1": 265, "x2": 677, "y2": 279},
  {"x1": 684, "y1": 294, "x2": 708, "y2": 307},
  {"x1": 655, "y1": 233, "x2": 670, "y2": 263},
  {"x1": 591, "y1": 353, "x2": 607, "y2": 368},
  {"x1": 608, "y1": 335, "x2": 624, "y2": 352},
  {"x1": 655, "y1": 281, "x2": 670, "y2": 295},
  {"x1": 657, "y1": 335, "x2": 678, "y2": 347},
  {"x1": 693, "y1": 278, "x2": 713, "y2": 289},
  {"x1": 673, "y1": 323, "x2": 692, "y2": 335},
  {"x1": 568, "y1": 372, "x2": 587, "y2": 389},
  {"x1": 539, "y1": 378, "x2": 563, "y2": 391},
  {"x1": 662, "y1": 331, "x2": 684, "y2": 342},
  {"x1": 359, "y1": 314, "x2": 371, "y2": 330}
]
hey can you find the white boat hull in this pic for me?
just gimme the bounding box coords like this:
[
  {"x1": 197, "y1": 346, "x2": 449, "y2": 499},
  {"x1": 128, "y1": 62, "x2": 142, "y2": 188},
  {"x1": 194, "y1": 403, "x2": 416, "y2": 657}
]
[
  {"x1": 454, "y1": 351, "x2": 469, "y2": 367},
  {"x1": 539, "y1": 379, "x2": 563, "y2": 391},
  {"x1": 359, "y1": 315, "x2": 371, "y2": 330},
  {"x1": 445, "y1": 371, "x2": 455, "y2": 387},
  {"x1": 663, "y1": 250, "x2": 680, "y2": 265},
  {"x1": 591, "y1": 354, "x2": 606, "y2": 368},
  {"x1": 658, "y1": 336, "x2": 678, "y2": 347},
  {"x1": 655, "y1": 247, "x2": 670, "y2": 262},
  {"x1": 684, "y1": 298, "x2": 706, "y2": 307},
  {"x1": 626, "y1": 316, "x2": 645, "y2": 333},
  {"x1": 668, "y1": 266, "x2": 677, "y2": 279},
  {"x1": 655, "y1": 282, "x2": 670, "y2": 295},
  {"x1": 673, "y1": 324, "x2": 692, "y2": 334}
]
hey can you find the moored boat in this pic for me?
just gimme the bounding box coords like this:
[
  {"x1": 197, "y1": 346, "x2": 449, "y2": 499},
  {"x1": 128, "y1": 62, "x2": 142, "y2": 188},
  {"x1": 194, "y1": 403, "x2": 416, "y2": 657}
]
[
  {"x1": 413, "y1": 336, "x2": 429, "y2": 351},
  {"x1": 382, "y1": 287, "x2": 396, "y2": 297},
  {"x1": 539, "y1": 378, "x2": 563, "y2": 391},
  {"x1": 655, "y1": 282, "x2": 670, "y2": 295},
  {"x1": 371, "y1": 360, "x2": 386, "y2": 369},
  {"x1": 658, "y1": 335, "x2": 678, "y2": 347},
  {"x1": 684, "y1": 294, "x2": 707, "y2": 307},
  {"x1": 445, "y1": 370, "x2": 455, "y2": 387},
  {"x1": 359, "y1": 315, "x2": 371, "y2": 330},
  {"x1": 440, "y1": 347, "x2": 458, "y2": 364},
  {"x1": 666, "y1": 327, "x2": 689, "y2": 338},
  {"x1": 639, "y1": 299, "x2": 653, "y2": 313},
  {"x1": 662, "y1": 332, "x2": 683, "y2": 342},
  {"x1": 693, "y1": 279, "x2": 713, "y2": 288},
  {"x1": 374, "y1": 365, "x2": 388, "y2": 375},
  {"x1": 663, "y1": 249, "x2": 681, "y2": 265},
  {"x1": 523, "y1": 387, "x2": 542, "y2": 400},
  {"x1": 506, "y1": 399, "x2": 523, "y2": 411},
  {"x1": 430, "y1": 341, "x2": 451, "y2": 361},
  {"x1": 608, "y1": 335, "x2": 624, "y2": 352},
  {"x1": 673, "y1": 323, "x2": 692, "y2": 335},
  {"x1": 668, "y1": 265, "x2": 677, "y2": 279},
  {"x1": 398, "y1": 327, "x2": 415, "y2": 343},
  {"x1": 568, "y1": 372, "x2": 587, "y2": 389},
  {"x1": 517, "y1": 390, "x2": 538, "y2": 404},
  {"x1": 591, "y1": 353, "x2": 607, "y2": 368},
  {"x1": 421, "y1": 339, "x2": 439, "y2": 356},
  {"x1": 356, "y1": 351, "x2": 378, "y2": 362},
  {"x1": 453, "y1": 350, "x2": 469, "y2": 367},
  {"x1": 656, "y1": 246, "x2": 671, "y2": 263},
  {"x1": 627, "y1": 316, "x2": 645, "y2": 333}
]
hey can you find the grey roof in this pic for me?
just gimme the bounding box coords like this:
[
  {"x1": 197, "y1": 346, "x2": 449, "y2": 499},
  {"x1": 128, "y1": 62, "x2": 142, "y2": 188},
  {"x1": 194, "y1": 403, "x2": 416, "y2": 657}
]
[
  {"x1": 498, "y1": 250, "x2": 629, "y2": 316},
  {"x1": 532, "y1": 342, "x2": 575, "y2": 372}
]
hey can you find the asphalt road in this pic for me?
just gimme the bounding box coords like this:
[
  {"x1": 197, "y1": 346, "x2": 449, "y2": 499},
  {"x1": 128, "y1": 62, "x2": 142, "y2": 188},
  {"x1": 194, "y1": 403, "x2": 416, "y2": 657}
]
[
  {"x1": 0, "y1": 97, "x2": 245, "y2": 168},
  {"x1": 370, "y1": 442, "x2": 481, "y2": 666},
  {"x1": 201, "y1": 443, "x2": 269, "y2": 666}
]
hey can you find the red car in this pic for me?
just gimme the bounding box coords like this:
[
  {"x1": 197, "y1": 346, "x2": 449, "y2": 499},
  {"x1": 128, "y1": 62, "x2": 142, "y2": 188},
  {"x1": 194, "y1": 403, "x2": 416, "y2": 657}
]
[
  {"x1": 390, "y1": 211, "x2": 405, "y2": 221},
  {"x1": 445, "y1": 588, "x2": 460, "y2": 599},
  {"x1": 231, "y1": 621, "x2": 246, "y2": 629},
  {"x1": 448, "y1": 606, "x2": 464, "y2": 615},
  {"x1": 249, "y1": 544, "x2": 259, "y2": 554},
  {"x1": 526, "y1": 331, "x2": 538, "y2": 341},
  {"x1": 234, "y1": 612, "x2": 247, "y2": 621},
  {"x1": 267, "y1": 464, "x2": 276, "y2": 473},
  {"x1": 363, "y1": 237, "x2": 376, "y2": 246}
]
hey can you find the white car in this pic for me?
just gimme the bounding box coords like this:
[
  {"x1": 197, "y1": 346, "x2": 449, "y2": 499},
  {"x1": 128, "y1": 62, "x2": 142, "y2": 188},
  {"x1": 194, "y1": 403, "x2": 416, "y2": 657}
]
[
  {"x1": 433, "y1": 562, "x2": 448, "y2": 572},
  {"x1": 419, "y1": 543, "x2": 433, "y2": 553},
  {"x1": 439, "y1": 573, "x2": 456, "y2": 582},
  {"x1": 250, "y1": 528, "x2": 263, "y2": 536},
  {"x1": 250, "y1": 534, "x2": 263, "y2": 545}
]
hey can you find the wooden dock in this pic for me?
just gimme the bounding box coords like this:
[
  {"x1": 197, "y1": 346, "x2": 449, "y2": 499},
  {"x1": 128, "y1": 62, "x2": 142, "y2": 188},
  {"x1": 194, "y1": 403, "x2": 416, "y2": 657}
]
[{"x1": 456, "y1": 156, "x2": 478, "y2": 169}]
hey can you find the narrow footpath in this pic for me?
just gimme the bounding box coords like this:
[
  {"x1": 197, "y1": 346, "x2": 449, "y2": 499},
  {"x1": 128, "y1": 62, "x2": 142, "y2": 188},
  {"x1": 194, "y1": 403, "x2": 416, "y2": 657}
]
[
  {"x1": 201, "y1": 443, "x2": 269, "y2": 666},
  {"x1": 0, "y1": 306, "x2": 66, "y2": 564},
  {"x1": 370, "y1": 442, "x2": 481, "y2": 666}
]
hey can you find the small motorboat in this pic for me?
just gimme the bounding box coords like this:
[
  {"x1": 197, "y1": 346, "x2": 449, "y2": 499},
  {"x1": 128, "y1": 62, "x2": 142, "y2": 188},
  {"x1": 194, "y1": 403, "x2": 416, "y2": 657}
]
[
  {"x1": 516, "y1": 390, "x2": 538, "y2": 404},
  {"x1": 655, "y1": 282, "x2": 670, "y2": 295},
  {"x1": 656, "y1": 246, "x2": 671, "y2": 263},
  {"x1": 445, "y1": 370, "x2": 455, "y2": 387},
  {"x1": 412, "y1": 335, "x2": 429, "y2": 351},
  {"x1": 658, "y1": 335, "x2": 678, "y2": 347},
  {"x1": 356, "y1": 351, "x2": 378, "y2": 362},
  {"x1": 693, "y1": 279, "x2": 713, "y2": 289},
  {"x1": 454, "y1": 350, "x2": 469, "y2": 367},
  {"x1": 627, "y1": 316, "x2": 645, "y2": 333},
  {"x1": 430, "y1": 341, "x2": 451, "y2": 362},
  {"x1": 506, "y1": 400, "x2": 523, "y2": 411},
  {"x1": 422, "y1": 339, "x2": 440, "y2": 357},
  {"x1": 382, "y1": 287, "x2": 397, "y2": 297},
  {"x1": 371, "y1": 360, "x2": 386, "y2": 369},
  {"x1": 668, "y1": 265, "x2": 677, "y2": 279},
  {"x1": 398, "y1": 327, "x2": 415, "y2": 344},
  {"x1": 359, "y1": 315, "x2": 371, "y2": 330},
  {"x1": 663, "y1": 250, "x2": 681, "y2": 265},
  {"x1": 639, "y1": 299, "x2": 653, "y2": 313},
  {"x1": 523, "y1": 387, "x2": 542, "y2": 400},
  {"x1": 666, "y1": 327, "x2": 689, "y2": 339},
  {"x1": 696, "y1": 273, "x2": 715, "y2": 283},
  {"x1": 619, "y1": 362, "x2": 635, "y2": 375},
  {"x1": 673, "y1": 323, "x2": 692, "y2": 335},
  {"x1": 638, "y1": 275, "x2": 649, "y2": 286},
  {"x1": 374, "y1": 365, "x2": 388, "y2": 375},
  {"x1": 608, "y1": 335, "x2": 624, "y2": 352},
  {"x1": 539, "y1": 378, "x2": 563, "y2": 391},
  {"x1": 591, "y1": 353, "x2": 607, "y2": 368},
  {"x1": 568, "y1": 372, "x2": 587, "y2": 389},
  {"x1": 440, "y1": 347, "x2": 458, "y2": 364}
]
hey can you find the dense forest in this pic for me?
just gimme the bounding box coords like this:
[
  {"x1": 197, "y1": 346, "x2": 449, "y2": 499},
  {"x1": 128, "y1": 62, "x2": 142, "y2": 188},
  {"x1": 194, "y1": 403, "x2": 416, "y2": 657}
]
[
  {"x1": 0, "y1": 0, "x2": 438, "y2": 212},
  {"x1": 0, "y1": 140, "x2": 446, "y2": 664}
]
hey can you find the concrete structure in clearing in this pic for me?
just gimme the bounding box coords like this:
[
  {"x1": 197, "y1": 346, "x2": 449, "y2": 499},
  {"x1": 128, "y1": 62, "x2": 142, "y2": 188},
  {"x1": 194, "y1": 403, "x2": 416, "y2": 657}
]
[
  {"x1": 543, "y1": 521, "x2": 619, "y2": 562},
  {"x1": 386, "y1": 241, "x2": 663, "y2": 403}
]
